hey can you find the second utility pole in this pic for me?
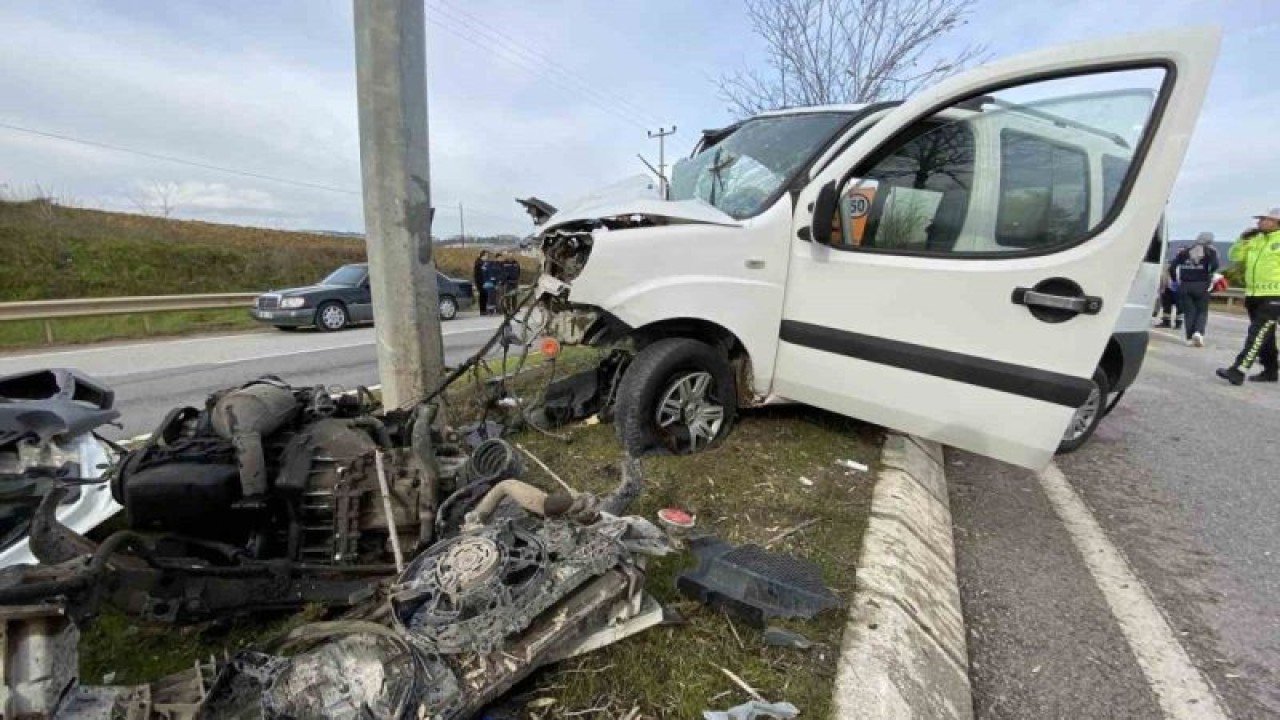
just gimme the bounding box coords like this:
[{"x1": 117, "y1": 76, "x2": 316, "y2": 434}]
[
  {"x1": 458, "y1": 202, "x2": 465, "y2": 247},
  {"x1": 648, "y1": 125, "x2": 676, "y2": 198}
]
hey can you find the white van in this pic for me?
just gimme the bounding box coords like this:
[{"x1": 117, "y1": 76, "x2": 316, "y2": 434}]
[{"x1": 530, "y1": 29, "x2": 1218, "y2": 471}]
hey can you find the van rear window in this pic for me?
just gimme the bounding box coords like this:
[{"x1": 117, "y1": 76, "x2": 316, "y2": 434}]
[{"x1": 996, "y1": 130, "x2": 1089, "y2": 249}]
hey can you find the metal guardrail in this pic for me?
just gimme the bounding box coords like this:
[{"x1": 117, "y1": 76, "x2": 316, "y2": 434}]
[
  {"x1": 1213, "y1": 288, "x2": 1246, "y2": 307},
  {"x1": 0, "y1": 293, "x2": 258, "y2": 344}
]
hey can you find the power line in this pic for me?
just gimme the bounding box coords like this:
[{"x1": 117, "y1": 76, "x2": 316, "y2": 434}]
[
  {"x1": 0, "y1": 121, "x2": 360, "y2": 195},
  {"x1": 428, "y1": 0, "x2": 668, "y2": 129},
  {"x1": 0, "y1": 120, "x2": 519, "y2": 222},
  {"x1": 422, "y1": 9, "x2": 652, "y2": 132}
]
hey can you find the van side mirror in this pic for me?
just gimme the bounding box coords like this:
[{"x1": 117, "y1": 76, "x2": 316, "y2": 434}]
[{"x1": 811, "y1": 181, "x2": 838, "y2": 247}]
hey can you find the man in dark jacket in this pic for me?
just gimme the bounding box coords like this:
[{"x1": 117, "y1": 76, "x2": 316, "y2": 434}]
[
  {"x1": 473, "y1": 251, "x2": 491, "y2": 315},
  {"x1": 1169, "y1": 232, "x2": 1220, "y2": 346}
]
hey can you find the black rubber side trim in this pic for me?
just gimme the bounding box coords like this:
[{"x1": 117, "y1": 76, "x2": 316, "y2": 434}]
[{"x1": 779, "y1": 320, "x2": 1093, "y2": 408}]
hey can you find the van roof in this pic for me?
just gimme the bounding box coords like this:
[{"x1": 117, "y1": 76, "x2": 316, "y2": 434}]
[{"x1": 751, "y1": 104, "x2": 870, "y2": 118}]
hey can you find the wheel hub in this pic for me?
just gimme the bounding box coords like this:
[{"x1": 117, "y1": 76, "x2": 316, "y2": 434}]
[{"x1": 656, "y1": 371, "x2": 726, "y2": 452}]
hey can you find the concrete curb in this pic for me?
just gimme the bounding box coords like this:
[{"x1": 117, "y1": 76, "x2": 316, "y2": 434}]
[{"x1": 832, "y1": 433, "x2": 971, "y2": 719}]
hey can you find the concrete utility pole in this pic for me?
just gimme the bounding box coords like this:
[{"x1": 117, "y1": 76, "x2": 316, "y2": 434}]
[
  {"x1": 647, "y1": 125, "x2": 677, "y2": 198},
  {"x1": 353, "y1": 0, "x2": 445, "y2": 409},
  {"x1": 458, "y1": 202, "x2": 465, "y2": 247}
]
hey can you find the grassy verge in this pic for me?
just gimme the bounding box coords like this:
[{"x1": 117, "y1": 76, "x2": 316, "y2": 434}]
[
  {"x1": 0, "y1": 199, "x2": 537, "y2": 302},
  {"x1": 79, "y1": 347, "x2": 880, "y2": 717},
  {"x1": 513, "y1": 406, "x2": 879, "y2": 717},
  {"x1": 0, "y1": 309, "x2": 263, "y2": 350}
]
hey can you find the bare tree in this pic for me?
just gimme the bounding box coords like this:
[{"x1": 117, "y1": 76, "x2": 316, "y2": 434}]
[
  {"x1": 717, "y1": 0, "x2": 986, "y2": 117},
  {"x1": 127, "y1": 180, "x2": 183, "y2": 218}
]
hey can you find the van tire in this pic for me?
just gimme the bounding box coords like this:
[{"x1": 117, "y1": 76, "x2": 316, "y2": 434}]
[
  {"x1": 1056, "y1": 367, "x2": 1110, "y2": 454},
  {"x1": 615, "y1": 338, "x2": 736, "y2": 455}
]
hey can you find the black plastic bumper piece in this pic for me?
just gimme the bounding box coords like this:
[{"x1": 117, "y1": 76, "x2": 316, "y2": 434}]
[{"x1": 676, "y1": 535, "x2": 843, "y2": 628}]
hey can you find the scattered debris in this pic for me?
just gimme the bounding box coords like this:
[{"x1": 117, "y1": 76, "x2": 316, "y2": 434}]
[
  {"x1": 657, "y1": 507, "x2": 696, "y2": 546},
  {"x1": 515, "y1": 442, "x2": 575, "y2": 495},
  {"x1": 835, "y1": 459, "x2": 868, "y2": 473},
  {"x1": 763, "y1": 519, "x2": 820, "y2": 548},
  {"x1": 1, "y1": 369, "x2": 122, "y2": 569},
  {"x1": 677, "y1": 536, "x2": 843, "y2": 627},
  {"x1": 798, "y1": 476, "x2": 814, "y2": 487},
  {"x1": 198, "y1": 457, "x2": 665, "y2": 719},
  {"x1": 762, "y1": 627, "x2": 813, "y2": 650},
  {"x1": 718, "y1": 667, "x2": 765, "y2": 703},
  {"x1": 702, "y1": 700, "x2": 801, "y2": 720}
]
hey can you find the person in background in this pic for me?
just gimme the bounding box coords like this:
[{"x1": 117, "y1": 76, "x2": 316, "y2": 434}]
[
  {"x1": 473, "y1": 251, "x2": 491, "y2": 315},
  {"x1": 1153, "y1": 271, "x2": 1181, "y2": 329},
  {"x1": 499, "y1": 253, "x2": 521, "y2": 313},
  {"x1": 1216, "y1": 208, "x2": 1280, "y2": 385},
  {"x1": 1169, "y1": 231, "x2": 1219, "y2": 347}
]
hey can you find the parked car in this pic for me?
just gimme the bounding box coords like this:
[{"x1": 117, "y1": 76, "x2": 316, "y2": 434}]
[
  {"x1": 529, "y1": 28, "x2": 1218, "y2": 470},
  {"x1": 251, "y1": 263, "x2": 473, "y2": 331}
]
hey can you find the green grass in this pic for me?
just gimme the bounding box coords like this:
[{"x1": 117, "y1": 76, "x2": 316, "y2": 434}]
[
  {"x1": 0, "y1": 199, "x2": 536, "y2": 302},
  {"x1": 0, "y1": 308, "x2": 263, "y2": 350},
  {"x1": 80, "y1": 606, "x2": 324, "y2": 686},
  {"x1": 77, "y1": 349, "x2": 880, "y2": 717}
]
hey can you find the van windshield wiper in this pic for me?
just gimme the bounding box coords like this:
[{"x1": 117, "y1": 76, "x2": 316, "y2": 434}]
[{"x1": 707, "y1": 149, "x2": 738, "y2": 207}]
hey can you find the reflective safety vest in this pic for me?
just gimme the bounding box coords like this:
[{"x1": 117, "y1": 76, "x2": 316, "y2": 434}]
[{"x1": 1230, "y1": 229, "x2": 1280, "y2": 297}]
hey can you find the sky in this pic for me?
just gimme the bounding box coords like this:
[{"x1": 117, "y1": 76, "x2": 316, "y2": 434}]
[{"x1": 0, "y1": 0, "x2": 1276, "y2": 241}]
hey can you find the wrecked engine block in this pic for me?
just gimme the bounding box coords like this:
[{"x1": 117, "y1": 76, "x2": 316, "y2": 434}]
[
  {"x1": 109, "y1": 379, "x2": 437, "y2": 569},
  {"x1": 0, "y1": 377, "x2": 503, "y2": 625}
]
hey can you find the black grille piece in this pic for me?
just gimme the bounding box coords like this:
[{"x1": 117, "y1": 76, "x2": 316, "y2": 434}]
[
  {"x1": 257, "y1": 296, "x2": 280, "y2": 311},
  {"x1": 676, "y1": 536, "x2": 843, "y2": 627}
]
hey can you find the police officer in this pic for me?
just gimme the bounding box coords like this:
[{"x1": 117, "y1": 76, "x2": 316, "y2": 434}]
[{"x1": 1216, "y1": 208, "x2": 1280, "y2": 385}]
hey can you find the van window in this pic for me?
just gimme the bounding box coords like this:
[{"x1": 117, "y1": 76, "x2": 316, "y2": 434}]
[
  {"x1": 1101, "y1": 154, "x2": 1128, "y2": 215},
  {"x1": 995, "y1": 130, "x2": 1089, "y2": 248},
  {"x1": 836, "y1": 123, "x2": 975, "y2": 251},
  {"x1": 829, "y1": 67, "x2": 1165, "y2": 257}
]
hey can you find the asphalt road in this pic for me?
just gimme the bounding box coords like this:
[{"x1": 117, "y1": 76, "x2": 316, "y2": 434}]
[
  {"x1": 951, "y1": 310, "x2": 1280, "y2": 719},
  {"x1": 0, "y1": 314, "x2": 502, "y2": 439}
]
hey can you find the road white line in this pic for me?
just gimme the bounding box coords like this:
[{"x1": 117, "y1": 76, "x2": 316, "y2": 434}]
[
  {"x1": 0, "y1": 316, "x2": 498, "y2": 364},
  {"x1": 92, "y1": 325, "x2": 496, "y2": 378},
  {"x1": 1039, "y1": 463, "x2": 1228, "y2": 720},
  {"x1": 0, "y1": 329, "x2": 277, "y2": 363}
]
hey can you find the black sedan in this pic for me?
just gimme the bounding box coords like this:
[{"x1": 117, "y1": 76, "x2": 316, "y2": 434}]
[{"x1": 250, "y1": 263, "x2": 474, "y2": 331}]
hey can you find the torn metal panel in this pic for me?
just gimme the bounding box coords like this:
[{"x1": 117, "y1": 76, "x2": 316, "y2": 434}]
[
  {"x1": 0, "y1": 603, "x2": 79, "y2": 718},
  {"x1": 0, "y1": 369, "x2": 118, "y2": 446},
  {"x1": 1, "y1": 369, "x2": 122, "y2": 570},
  {"x1": 539, "y1": 175, "x2": 742, "y2": 233},
  {"x1": 541, "y1": 307, "x2": 602, "y2": 345}
]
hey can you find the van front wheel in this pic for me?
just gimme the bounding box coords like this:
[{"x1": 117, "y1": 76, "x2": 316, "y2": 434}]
[{"x1": 615, "y1": 338, "x2": 737, "y2": 455}]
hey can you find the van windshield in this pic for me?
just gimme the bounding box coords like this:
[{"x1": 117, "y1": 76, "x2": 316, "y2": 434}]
[{"x1": 670, "y1": 113, "x2": 852, "y2": 219}]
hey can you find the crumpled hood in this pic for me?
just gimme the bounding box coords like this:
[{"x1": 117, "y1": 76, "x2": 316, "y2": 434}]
[{"x1": 540, "y1": 175, "x2": 742, "y2": 232}]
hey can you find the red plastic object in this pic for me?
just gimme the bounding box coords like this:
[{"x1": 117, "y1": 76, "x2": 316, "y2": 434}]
[{"x1": 658, "y1": 508, "x2": 696, "y2": 529}]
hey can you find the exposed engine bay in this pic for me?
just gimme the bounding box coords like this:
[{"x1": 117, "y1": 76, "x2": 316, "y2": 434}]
[
  {"x1": 0, "y1": 377, "x2": 479, "y2": 625},
  {"x1": 0, "y1": 367, "x2": 671, "y2": 719}
]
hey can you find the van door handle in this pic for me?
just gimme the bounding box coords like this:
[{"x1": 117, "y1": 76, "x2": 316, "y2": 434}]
[
  {"x1": 1012, "y1": 282, "x2": 1103, "y2": 321},
  {"x1": 745, "y1": 258, "x2": 766, "y2": 270}
]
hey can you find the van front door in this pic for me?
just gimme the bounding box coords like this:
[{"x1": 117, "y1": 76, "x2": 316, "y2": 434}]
[{"x1": 775, "y1": 28, "x2": 1219, "y2": 469}]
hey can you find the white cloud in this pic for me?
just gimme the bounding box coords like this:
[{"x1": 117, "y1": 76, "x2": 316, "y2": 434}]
[{"x1": 0, "y1": 0, "x2": 1276, "y2": 245}]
